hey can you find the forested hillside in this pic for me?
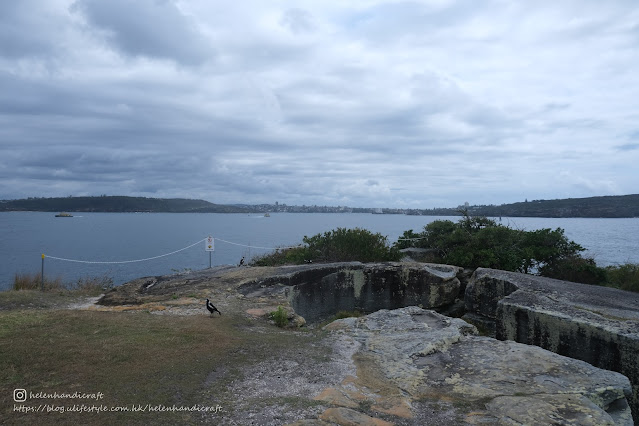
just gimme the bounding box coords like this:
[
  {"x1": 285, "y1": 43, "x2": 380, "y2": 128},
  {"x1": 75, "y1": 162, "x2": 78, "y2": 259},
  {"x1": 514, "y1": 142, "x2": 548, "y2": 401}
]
[
  {"x1": 464, "y1": 194, "x2": 639, "y2": 218},
  {"x1": 0, "y1": 196, "x2": 250, "y2": 213},
  {"x1": 1, "y1": 194, "x2": 638, "y2": 217}
]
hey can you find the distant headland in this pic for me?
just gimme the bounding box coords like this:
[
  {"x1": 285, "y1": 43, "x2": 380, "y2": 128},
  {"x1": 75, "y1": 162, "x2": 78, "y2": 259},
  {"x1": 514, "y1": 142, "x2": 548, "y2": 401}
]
[{"x1": 1, "y1": 194, "x2": 638, "y2": 218}]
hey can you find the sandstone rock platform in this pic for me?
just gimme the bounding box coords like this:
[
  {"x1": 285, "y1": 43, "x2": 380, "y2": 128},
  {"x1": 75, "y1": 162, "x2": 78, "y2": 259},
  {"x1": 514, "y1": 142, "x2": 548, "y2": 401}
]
[
  {"x1": 93, "y1": 263, "x2": 637, "y2": 424},
  {"x1": 465, "y1": 268, "x2": 639, "y2": 420},
  {"x1": 324, "y1": 307, "x2": 633, "y2": 425}
]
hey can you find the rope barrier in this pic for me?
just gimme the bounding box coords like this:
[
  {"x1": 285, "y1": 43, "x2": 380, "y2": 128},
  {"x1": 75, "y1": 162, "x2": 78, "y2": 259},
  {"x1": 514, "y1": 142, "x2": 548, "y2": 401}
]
[
  {"x1": 214, "y1": 238, "x2": 303, "y2": 250},
  {"x1": 43, "y1": 232, "x2": 429, "y2": 265},
  {"x1": 45, "y1": 238, "x2": 207, "y2": 264},
  {"x1": 43, "y1": 237, "x2": 304, "y2": 264}
]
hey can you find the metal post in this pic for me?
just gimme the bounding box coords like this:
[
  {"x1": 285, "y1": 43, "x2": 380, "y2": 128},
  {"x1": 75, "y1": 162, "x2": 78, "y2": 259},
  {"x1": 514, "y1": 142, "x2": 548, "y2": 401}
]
[
  {"x1": 41, "y1": 254, "x2": 45, "y2": 291},
  {"x1": 209, "y1": 251, "x2": 212, "y2": 269}
]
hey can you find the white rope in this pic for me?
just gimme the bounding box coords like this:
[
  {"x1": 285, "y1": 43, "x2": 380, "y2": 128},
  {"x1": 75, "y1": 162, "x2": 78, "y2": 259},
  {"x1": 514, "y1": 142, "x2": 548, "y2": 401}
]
[
  {"x1": 397, "y1": 237, "x2": 427, "y2": 241},
  {"x1": 214, "y1": 238, "x2": 303, "y2": 250},
  {"x1": 45, "y1": 238, "x2": 207, "y2": 264}
]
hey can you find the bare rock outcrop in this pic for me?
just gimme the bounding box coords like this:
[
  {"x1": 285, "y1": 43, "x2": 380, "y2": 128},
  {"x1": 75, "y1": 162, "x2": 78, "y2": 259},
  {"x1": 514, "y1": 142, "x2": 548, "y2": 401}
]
[
  {"x1": 286, "y1": 262, "x2": 463, "y2": 322},
  {"x1": 465, "y1": 268, "x2": 639, "y2": 420},
  {"x1": 324, "y1": 307, "x2": 633, "y2": 425},
  {"x1": 96, "y1": 263, "x2": 638, "y2": 423}
]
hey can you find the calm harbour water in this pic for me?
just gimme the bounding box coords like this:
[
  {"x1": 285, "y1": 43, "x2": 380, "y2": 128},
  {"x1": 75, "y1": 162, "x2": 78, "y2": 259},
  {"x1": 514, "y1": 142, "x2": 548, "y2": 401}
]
[{"x1": 1, "y1": 212, "x2": 638, "y2": 290}]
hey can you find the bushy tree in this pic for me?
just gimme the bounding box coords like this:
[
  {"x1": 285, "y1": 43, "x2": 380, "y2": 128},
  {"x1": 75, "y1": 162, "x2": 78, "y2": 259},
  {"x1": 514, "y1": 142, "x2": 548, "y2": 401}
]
[
  {"x1": 252, "y1": 227, "x2": 400, "y2": 266},
  {"x1": 303, "y1": 227, "x2": 400, "y2": 263},
  {"x1": 395, "y1": 213, "x2": 589, "y2": 279}
]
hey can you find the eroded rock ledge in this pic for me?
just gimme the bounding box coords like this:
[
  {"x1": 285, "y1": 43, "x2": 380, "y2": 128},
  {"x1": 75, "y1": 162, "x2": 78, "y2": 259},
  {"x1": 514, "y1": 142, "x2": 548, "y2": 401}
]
[
  {"x1": 322, "y1": 307, "x2": 633, "y2": 425},
  {"x1": 464, "y1": 268, "x2": 639, "y2": 422},
  {"x1": 97, "y1": 262, "x2": 638, "y2": 424}
]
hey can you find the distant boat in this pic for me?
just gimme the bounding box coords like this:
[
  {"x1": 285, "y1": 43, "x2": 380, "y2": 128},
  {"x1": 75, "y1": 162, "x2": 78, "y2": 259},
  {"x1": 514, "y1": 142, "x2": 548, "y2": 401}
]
[
  {"x1": 264, "y1": 213, "x2": 270, "y2": 217},
  {"x1": 55, "y1": 212, "x2": 73, "y2": 217}
]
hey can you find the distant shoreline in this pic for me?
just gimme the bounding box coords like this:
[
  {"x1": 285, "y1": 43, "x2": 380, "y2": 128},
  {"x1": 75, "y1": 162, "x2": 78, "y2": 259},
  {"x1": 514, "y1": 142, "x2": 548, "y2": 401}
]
[{"x1": 1, "y1": 194, "x2": 639, "y2": 218}]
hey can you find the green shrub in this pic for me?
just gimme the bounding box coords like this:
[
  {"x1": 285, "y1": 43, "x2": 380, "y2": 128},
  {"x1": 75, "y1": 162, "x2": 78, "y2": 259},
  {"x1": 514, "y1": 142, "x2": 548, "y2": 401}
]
[
  {"x1": 302, "y1": 227, "x2": 400, "y2": 263},
  {"x1": 251, "y1": 247, "x2": 308, "y2": 266},
  {"x1": 538, "y1": 256, "x2": 607, "y2": 285},
  {"x1": 605, "y1": 263, "x2": 639, "y2": 292},
  {"x1": 252, "y1": 227, "x2": 400, "y2": 266},
  {"x1": 270, "y1": 306, "x2": 289, "y2": 327}
]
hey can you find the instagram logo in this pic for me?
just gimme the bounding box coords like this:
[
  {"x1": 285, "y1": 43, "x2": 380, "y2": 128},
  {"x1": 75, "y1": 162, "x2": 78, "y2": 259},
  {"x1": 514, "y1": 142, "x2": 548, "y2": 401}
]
[{"x1": 13, "y1": 389, "x2": 27, "y2": 402}]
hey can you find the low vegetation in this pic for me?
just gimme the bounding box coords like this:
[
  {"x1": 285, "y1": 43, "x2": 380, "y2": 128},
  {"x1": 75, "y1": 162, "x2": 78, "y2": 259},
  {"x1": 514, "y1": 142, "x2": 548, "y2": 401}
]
[
  {"x1": 333, "y1": 310, "x2": 364, "y2": 320},
  {"x1": 395, "y1": 213, "x2": 586, "y2": 275},
  {"x1": 12, "y1": 272, "x2": 114, "y2": 295},
  {"x1": 251, "y1": 215, "x2": 638, "y2": 292},
  {"x1": 270, "y1": 306, "x2": 288, "y2": 327},
  {"x1": 13, "y1": 272, "x2": 64, "y2": 291},
  {"x1": 605, "y1": 263, "x2": 639, "y2": 293},
  {"x1": 0, "y1": 293, "x2": 331, "y2": 425},
  {"x1": 0, "y1": 308, "x2": 265, "y2": 425},
  {"x1": 252, "y1": 227, "x2": 400, "y2": 266},
  {"x1": 397, "y1": 212, "x2": 639, "y2": 292}
]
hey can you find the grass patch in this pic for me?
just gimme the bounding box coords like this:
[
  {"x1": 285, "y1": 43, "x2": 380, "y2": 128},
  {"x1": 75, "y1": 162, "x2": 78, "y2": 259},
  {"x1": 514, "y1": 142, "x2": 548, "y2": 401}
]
[
  {"x1": 315, "y1": 309, "x2": 365, "y2": 329},
  {"x1": 0, "y1": 309, "x2": 240, "y2": 424},
  {"x1": 0, "y1": 290, "x2": 91, "y2": 311},
  {"x1": 0, "y1": 298, "x2": 327, "y2": 425},
  {"x1": 70, "y1": 275, "x2": 114, "y2": 294},
  {"x1": 333, "y1": 310, "x2": 364, "y2": 320},
  {"x1": 13, "y1": 272, "x2": 64, "y2": 291},
  {"x1": 12, "y1": 272, "x2": 113, "y2": 296}
]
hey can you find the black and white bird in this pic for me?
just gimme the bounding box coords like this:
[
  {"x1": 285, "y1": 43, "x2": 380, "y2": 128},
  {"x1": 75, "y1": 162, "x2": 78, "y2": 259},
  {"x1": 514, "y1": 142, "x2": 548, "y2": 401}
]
[
  {"x1": 239, "y1": 256, "x2": 245, "y2": 267},
  {"x1": 206, "y1": 299, "x2": 221, "y2": 316}
]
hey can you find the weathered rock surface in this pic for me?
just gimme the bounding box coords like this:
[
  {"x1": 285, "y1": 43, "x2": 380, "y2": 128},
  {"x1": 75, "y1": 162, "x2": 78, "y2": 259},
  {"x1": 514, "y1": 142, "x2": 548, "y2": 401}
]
[
  {"x1": 100, "y1": 262, "x2": 466, "y2": 323},
  {"x1": 287, "y1": 262, "x2": 463, "y2": 322},
  {"x1": 465, "y1": 268, "x2": 639, "y2": 421},
  {"x1": 325, "y1": 307, "x2": 633, "y2": 425},
  {"x1": 95, "y1": 263, "x2": 638, "y2": 424}
]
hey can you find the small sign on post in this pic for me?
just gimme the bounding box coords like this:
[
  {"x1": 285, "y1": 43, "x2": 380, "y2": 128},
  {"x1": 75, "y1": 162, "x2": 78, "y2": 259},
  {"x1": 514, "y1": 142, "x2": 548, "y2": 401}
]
[{"x1": 205, "y1": 236, "x2": 214, "y2": 268}]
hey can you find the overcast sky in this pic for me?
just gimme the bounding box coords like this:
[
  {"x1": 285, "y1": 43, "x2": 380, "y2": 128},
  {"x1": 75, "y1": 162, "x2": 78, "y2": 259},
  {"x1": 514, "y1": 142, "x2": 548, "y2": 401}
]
[{"x1": 1, "y1": 1, "x2": 638, "y2": 208}]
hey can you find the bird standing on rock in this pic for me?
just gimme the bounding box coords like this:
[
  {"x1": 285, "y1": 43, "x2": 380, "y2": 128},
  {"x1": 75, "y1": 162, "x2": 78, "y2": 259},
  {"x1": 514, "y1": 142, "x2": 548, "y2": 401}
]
[{"x1": 206, "y1": 299, "x2": 221, "y2": 317}]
